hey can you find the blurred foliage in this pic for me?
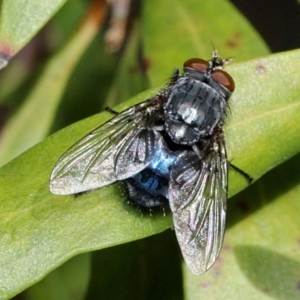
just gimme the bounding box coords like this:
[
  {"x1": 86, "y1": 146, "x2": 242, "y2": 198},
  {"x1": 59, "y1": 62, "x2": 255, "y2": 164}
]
[{"x1": 0, "y1": 0, "x2": 299, "y2": 299}]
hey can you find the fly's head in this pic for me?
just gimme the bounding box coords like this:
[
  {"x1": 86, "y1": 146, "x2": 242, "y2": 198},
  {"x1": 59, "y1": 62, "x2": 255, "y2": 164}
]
[{"x1": 183, "y1": 50, "x2": 235, "y2": 100}]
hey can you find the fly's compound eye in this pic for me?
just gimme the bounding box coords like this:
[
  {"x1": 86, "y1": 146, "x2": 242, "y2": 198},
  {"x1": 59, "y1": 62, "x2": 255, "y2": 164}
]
[
  {"x1": 212, "y1": 69, "x2": 235, "y2": 92},
  {"x1": 183, "y1": 58, "x2": 210, "y2": 72}
]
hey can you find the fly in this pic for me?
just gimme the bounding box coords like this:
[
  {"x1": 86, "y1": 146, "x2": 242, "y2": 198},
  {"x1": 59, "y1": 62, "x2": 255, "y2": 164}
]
[{"x1": 50, "y1": 50, "x2": 235, "y2": 275}]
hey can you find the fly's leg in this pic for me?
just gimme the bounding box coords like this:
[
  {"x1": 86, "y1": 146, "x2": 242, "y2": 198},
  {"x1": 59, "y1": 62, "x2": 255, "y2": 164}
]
[
  {"x1": 104, "y1": 107, "x2": 119, "y2": 115},
  {"x1": 230, "y1": 163, "x2": 253, "y2": 183}
]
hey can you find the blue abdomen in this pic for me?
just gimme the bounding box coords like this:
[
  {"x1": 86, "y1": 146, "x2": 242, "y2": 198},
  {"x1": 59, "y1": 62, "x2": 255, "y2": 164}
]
[{"x1": 126, "y1": 144, "x2": 179, "y2": 207}]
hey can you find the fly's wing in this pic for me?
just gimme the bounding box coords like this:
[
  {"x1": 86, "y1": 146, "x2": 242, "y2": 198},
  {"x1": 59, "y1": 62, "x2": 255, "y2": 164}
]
[
  {"x1": 50, "y1": 101, "x2": 162, "y2": 195},
  {"x1": 169, "y1": 139, "x2": 228, "y2": 275}
]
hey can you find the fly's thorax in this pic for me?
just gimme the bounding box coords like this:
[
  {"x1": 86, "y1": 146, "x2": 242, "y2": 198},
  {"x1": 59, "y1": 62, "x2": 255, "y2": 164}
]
[{"x1": 163, "y1": 77, "x2": 227, "y2": 145}]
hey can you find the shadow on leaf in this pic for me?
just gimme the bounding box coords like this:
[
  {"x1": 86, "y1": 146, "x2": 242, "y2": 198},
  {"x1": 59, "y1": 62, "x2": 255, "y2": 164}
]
[{"x1": 234, "y1": 245, "x2": 300, "y2": 299}]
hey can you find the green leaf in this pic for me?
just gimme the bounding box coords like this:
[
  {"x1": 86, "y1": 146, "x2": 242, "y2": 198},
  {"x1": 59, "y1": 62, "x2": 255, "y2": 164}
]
[
  {"x1": 142, "y1": 0, "x2": 270, "y2": 86},
  {"x1": 226, "y1": 49, "x2": 300, "y2": 195},
  {"x1": 0, "y1": 118, "x2": 172, "y2": 298},
  {"x1": 25, "y1": 254, "x2": 91, "y2": 300},
  {"x1": 104, "y1": 22, "x2": 149, "y2": 108},
  {"x1": 0, "y1": 1, "x2": 104, "y2": 166},
  {"x1": 0, "y1": 1, "x2": 88, "y2": 102},
  {"x1": 0, "y1": 0, "x2": 66, "y2": 63},
  {"x1": 86, "y1": 233, "x2": 183, "y2": 300},
  {"x1": 0, "y1": 48, "x2": 300, "y2": 298}
]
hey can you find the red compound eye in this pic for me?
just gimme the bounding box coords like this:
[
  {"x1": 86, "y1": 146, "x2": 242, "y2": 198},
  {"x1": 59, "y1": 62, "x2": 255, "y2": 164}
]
[
  {"x1": 212, "y1": 69, "x2": 235, "y2": 92},
  {"x1": 183, "y1": 58, "x2": 209, "y2": 72}
]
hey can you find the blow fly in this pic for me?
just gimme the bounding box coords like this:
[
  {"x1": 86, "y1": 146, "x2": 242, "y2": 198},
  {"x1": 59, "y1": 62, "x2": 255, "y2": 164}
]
[{"x1": 50, "y1": 50, "x2": 235, "y2": 275}]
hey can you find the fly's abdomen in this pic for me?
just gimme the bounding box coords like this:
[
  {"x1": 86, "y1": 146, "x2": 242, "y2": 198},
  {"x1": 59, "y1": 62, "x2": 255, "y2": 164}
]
[
  {"x1": 148, "y1": 144, "x2": 179, "y2": 178},
  {"x1": 129, "y1": 169, "x2": 168, "y2": 197},
  {"x1": 127, "y1": 142, "x2": 179, "y2": 207}
]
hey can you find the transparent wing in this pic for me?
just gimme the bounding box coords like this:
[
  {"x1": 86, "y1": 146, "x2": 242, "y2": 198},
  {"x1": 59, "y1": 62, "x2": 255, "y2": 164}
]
[
  {"x1": 50, "y1": 101, "x2": 162, "y2": 195},
  {"x1": 169, "y1": 139, "x2": 228, "y2": 275}
]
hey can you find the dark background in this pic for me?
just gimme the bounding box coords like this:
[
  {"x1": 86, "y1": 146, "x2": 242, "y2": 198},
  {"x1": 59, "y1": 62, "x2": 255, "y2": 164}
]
[{"x1": 231, "y1": 0, "x2": 300, "y2": 51}]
